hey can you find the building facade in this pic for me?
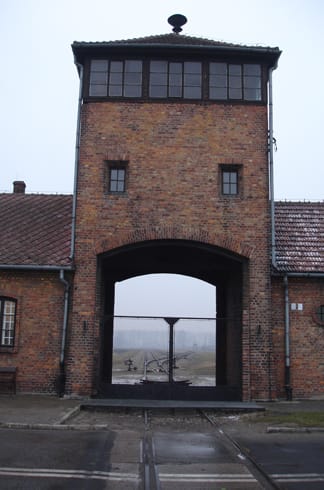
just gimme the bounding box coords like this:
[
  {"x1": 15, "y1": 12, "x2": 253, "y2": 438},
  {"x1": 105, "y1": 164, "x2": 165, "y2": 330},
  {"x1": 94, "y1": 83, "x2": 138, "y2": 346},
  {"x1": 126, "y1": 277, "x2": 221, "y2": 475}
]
[{"x1": 0, "y1": 21, "x2": 323, "y2": 400}]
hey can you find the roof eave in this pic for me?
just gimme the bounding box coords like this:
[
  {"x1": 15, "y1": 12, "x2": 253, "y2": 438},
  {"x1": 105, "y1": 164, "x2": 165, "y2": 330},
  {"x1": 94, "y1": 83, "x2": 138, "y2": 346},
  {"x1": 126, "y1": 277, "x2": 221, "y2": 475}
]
[
  {"x1": 72, "y1": 42, "x2": 281, "y2": 67},
  {"x1": 0, "y1": 264, "x2": 74, "y2": 272}
]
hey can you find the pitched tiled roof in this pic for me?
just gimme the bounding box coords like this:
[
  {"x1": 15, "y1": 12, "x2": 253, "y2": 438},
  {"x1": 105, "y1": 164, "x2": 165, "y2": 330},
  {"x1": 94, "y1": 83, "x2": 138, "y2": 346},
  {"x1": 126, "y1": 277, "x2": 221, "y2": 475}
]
[
  {"x1": 275, "y1": 202, "x2": 324, "y2": 273},
  {"x1": 72, "y1": 33, "x2": 250, "y2": 48},
  {"x1": 72, "y1": 33, "x2": 281, "y2": 63},
  {"x1": 0, "y1": 194, "x2": 73, "y2": 268}
]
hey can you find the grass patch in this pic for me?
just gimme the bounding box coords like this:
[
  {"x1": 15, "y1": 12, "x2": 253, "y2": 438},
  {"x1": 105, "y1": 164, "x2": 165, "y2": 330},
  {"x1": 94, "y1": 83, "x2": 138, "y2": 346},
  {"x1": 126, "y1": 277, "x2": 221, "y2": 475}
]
[{"x1": 253, "y1": 411, "x2": 324, "y2": 427}]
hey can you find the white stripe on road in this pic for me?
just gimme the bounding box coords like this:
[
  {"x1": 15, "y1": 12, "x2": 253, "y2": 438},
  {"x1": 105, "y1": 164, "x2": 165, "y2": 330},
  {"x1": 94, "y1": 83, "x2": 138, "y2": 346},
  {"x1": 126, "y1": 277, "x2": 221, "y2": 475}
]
[
  {"x1": 159, "y1": 472, "x2": 257, "y2": 483},
  {"x1": 0, "y1": 467, "x2": 139, "y2": 482},
  {"x1": 272, "y1": 473, "x2": 324, "y2": 482}
]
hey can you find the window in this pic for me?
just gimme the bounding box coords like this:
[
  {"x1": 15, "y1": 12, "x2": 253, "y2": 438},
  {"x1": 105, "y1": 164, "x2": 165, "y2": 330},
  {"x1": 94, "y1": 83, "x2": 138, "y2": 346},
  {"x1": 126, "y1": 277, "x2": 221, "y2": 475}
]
[
  {"x1": 317, "y1": 305, "x2": 324, "y2": 323},
  {"x1": 149, "y1": 61, "x2": 202, "y2": 99},
  {"x1": 107, "y1": 162, "x2": 127, "y2": 193},
  {"x1": 222, "y1": 169, "x2": 238, "y2": 195},
  {"x1": 210, "y1": 63, "x2": 261, "y2": 101},
  {"x1": 0, "y1": 298, "x2": 16, "y2": 347},
  {"x1": 89, "y1": 60, "x2": 142, "y2": 97},
  {"x1": 89, "y1": 58, "x2": 263, "y2": 102}
]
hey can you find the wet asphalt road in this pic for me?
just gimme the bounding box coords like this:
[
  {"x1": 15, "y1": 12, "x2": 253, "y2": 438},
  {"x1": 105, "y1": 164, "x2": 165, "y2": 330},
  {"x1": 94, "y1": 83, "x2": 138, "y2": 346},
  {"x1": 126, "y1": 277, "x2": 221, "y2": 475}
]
[{"x1": 0, "y1": 408, "x2": 323, "y2": 489}]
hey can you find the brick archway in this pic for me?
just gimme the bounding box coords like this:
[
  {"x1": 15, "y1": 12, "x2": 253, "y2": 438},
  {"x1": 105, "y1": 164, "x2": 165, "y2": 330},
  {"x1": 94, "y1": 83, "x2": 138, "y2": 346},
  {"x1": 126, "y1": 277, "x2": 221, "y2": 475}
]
[
  {"x1": 98, "y1": 235, "x2": 246, "y2": 401},
  {"x1": 96, "y1": 225, "x2": 254, "y2": 259}
]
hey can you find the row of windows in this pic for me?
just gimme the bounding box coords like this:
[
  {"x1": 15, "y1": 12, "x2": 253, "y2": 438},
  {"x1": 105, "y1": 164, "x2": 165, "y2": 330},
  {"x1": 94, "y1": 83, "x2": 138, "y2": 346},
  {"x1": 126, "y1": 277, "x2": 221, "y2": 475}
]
[
  {"x1": 89, "y1": 59, "x2": 262, "y2": 101},
  {"x1": 107, "y1": 163, "x2": 240, "y2": 196}
]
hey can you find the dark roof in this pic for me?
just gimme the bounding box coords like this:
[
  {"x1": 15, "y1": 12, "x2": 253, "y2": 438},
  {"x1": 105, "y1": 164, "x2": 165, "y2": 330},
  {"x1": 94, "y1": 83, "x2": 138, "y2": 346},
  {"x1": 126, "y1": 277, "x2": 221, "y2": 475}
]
[
  {"x1": 73, "y1": 33, "x2": 255, "y2": 48},
  {"x1": 72, "y1": 33, "x2": 281, "y2": 66},
  {"x1": 275, "y1": 202, "x2": 324, "y2": 273},
  {"x1": 0, "y1": 194, "x2": 73, "y2": 268}
]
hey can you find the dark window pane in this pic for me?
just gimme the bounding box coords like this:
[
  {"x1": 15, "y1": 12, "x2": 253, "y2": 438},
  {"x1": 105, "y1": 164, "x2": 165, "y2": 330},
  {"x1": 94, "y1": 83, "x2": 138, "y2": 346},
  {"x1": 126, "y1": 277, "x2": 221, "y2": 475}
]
[
  {"x1": 169, "y1": 62, "x2": 182, "y2": 74},
  {"x1": 317, "y1": 305, "x2": 324, "y2": 321},
  {"x1": 125, "y1": 60, "x2": 142, "y2": 72},
  {"x1": 184, "y1": 86, "x2": 201, "y2": 99},
  {"x1": 124, "y1": 85, "x2": 142, "y2": 97},
  {"x1": 229, "y1": 64, "x2": 241, "y2": 76},
  {"x1": 229, "y1": 76, "x2": 242, "y2": 89},
  {"x1": 118, "y1": 169, "x2": 125, "y2": 179},
  {"x1": 90, "y1": 71, "x2": 108, "y2": 83},
  {"x1": 150, "y1": 85, "x2": 167, "y2": 98},
  {"x1": 89, "y1": 84, "x2": 107, "y2": 96},
  {"x1": 222, "y1": 170, "x2": 238, "y2": 195},
  {"x1": 210, "y1": 62, "x2": 227, "y2": 75},
  {"x1": 125, "y1": 72, "x2": 142, "y2": 85},
  {"x1": 109, "y1": 85, "x2": 122, "y2": 96},
  {"x1": 210, "y1": 87, "x2": 227, "y2": 99},
  {"x1": 109, "y1": 73, "x2": 123, "y2": 85},
  {"x1": 210, "y1": 75, "x2": 227, "y2": 88},
  {"x1": 169, "y1": 86, "x2": 182, "y2": 97},
  {"x1": 244, "y1": 64, "x2": 261, "y2": 76},
  {"x1": 150, "y1": 61, "x2": 168, "y2": 72},
  {"x1": 229, "y1": 87, "x2": 242, "y2": 99},
  {"x1": 110, "y1": 61, "x2": 123, "y2": 72},
  {"x1": 244, "y1": 88, "x2": 262, "y2": 101},
  {"x1": 150, "y1": 73, "x2": 168, "y2": 85},
  {"x1": 110, "y1": 167, "x2": 126, "y2": 192},
  {"x1": 184, "y1": 62, "x2": 201, "y2": 74},
  {"x1": 184, "y1": 74, "x2": 201, "y2": 86},
  {"x1": 169, "y1": 74, "x2": 182, "y2": 86},
  {"x1": 244, "y1": 76, "x2": 261, "y2": 89},
  {"x1": 91, "y1": 60, "x2": 108, "y2": 71}
]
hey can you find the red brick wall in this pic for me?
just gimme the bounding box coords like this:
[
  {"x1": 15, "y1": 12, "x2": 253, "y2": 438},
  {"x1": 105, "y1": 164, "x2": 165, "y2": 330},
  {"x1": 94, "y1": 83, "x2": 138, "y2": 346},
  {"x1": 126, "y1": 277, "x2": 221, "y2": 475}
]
[
  {"x1": 272, "y1": 276, "x2": 324, "y2": 399},
  {"x1": 0, "y1": 270, "x2": 67, "y2": 393},
  {"x1": 68, "y1": 100, "x2": 273, "y2": 399}
]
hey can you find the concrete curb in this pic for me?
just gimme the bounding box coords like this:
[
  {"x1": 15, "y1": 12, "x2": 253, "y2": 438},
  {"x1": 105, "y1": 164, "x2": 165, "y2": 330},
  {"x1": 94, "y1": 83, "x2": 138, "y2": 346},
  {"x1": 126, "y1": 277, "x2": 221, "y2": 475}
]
[{"x1": 267, "y1": 426, "x2": 324, "y2": 433}]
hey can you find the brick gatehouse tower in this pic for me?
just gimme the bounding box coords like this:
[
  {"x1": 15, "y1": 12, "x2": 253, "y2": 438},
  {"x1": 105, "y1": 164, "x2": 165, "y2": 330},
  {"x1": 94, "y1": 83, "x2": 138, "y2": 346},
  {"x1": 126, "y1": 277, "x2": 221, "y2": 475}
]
[{"x1": 68, "y1": 15, "x2": 281, "y2": 401}]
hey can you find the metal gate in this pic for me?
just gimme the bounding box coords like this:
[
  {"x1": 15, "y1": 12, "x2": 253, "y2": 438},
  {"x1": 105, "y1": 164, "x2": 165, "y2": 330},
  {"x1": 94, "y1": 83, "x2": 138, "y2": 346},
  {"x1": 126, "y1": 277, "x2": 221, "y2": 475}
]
[{"x1": 99, "y1": 315, "x2": 241, "y2": 401}]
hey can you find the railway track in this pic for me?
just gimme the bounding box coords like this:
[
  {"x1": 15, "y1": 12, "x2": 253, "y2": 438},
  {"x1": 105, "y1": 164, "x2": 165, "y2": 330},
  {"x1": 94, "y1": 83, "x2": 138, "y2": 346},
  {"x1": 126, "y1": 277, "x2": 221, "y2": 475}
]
[{"x1": 141, "y1": 407, "x2": 279, "y2": 490}]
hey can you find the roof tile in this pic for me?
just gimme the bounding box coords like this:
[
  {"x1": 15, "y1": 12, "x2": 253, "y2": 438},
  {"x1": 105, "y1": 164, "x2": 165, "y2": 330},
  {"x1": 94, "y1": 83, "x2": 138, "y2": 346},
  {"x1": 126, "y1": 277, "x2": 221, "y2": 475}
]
[
  {"x1": 275, "y1": 202, "x2": 324, "y2": 273},
  {"x1": 0, "y1": 194, "x2": 72, "y2": 267}
]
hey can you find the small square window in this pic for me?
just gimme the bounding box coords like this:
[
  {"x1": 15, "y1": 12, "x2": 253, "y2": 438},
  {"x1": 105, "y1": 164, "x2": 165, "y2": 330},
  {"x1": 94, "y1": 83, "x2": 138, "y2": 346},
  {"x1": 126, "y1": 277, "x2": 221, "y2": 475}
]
[
  {"x1": 107, "y1": 162, "x2": 128, "y2": 193},
  {"x1": 222, "y1": 169, "x2": 238, "y2": 195}
]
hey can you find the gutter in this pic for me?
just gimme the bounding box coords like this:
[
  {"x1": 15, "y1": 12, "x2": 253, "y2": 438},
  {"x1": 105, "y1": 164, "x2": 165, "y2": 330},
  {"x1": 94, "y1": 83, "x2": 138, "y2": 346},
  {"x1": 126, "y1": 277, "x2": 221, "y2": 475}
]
[
  {"x1": 72, "y1": 41, "x2": 281, "y2": 58},
  {"x1": 58, "y1": 269, "x2": 71, "y2": 397},
  {"x1": 70, "y1": 59, "x2": 84, "y2": 261},
  {"x1": 0, "y1": 264, "x2": 73, "y2": 271}
]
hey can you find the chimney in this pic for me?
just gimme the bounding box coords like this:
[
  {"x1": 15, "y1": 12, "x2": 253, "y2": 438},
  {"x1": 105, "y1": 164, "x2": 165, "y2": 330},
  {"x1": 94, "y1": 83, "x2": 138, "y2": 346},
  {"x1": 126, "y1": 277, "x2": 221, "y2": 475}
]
[{"x1": 13, "y1": 181, "x2": 26, "y2": 194}]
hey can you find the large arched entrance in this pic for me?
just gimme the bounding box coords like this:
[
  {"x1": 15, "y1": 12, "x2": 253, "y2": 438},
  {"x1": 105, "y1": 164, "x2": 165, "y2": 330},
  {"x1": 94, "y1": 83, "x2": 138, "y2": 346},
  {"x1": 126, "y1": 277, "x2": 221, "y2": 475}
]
[{"x1": 98, "y1": 240, "x2": 246, "y2": 400}]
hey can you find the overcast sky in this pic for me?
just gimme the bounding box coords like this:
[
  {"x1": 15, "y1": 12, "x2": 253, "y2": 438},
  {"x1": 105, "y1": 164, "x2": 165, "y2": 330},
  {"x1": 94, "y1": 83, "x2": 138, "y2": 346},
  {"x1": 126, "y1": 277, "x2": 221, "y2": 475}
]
[{"x1": 1, "y1": 0, "x2": 323, "y2": 200}]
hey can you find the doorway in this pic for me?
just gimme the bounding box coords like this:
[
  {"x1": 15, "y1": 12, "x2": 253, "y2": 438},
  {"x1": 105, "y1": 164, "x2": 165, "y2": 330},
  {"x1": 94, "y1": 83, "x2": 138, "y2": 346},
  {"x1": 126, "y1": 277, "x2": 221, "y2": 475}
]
[{"x1": 98, "y1": 240, "x2": 244, "y2": 400}]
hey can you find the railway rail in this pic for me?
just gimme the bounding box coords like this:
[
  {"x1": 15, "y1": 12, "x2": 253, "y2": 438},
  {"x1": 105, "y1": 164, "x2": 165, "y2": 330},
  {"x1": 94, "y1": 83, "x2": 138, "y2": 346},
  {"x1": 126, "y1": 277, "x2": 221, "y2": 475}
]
[{"x1": 141, "y1": 407, "x2": 279, "y2": 490}]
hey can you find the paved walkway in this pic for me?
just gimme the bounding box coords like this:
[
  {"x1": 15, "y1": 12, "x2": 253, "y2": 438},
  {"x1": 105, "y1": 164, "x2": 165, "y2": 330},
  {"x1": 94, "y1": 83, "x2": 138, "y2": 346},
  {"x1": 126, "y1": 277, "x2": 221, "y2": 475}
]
[{"x1": 0, "y1": 394, "x2": 323, "y2": 428}]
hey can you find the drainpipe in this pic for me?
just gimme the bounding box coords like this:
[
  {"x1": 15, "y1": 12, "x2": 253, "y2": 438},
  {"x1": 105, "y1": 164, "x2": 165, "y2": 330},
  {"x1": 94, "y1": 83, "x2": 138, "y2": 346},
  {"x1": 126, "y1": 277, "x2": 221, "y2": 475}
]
[
  {"x1": 70, "y1": 60, "x2": 84, "y2": 261},
  {"x1": 283, "y1": 275, "x2": 292, "y2": 400},
  {"x1": 59, "y1": 269, "x2": 70, "y2": 397},
  {"x1": 268, "y1": 66, "x2": 277, "y2": 269}
]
